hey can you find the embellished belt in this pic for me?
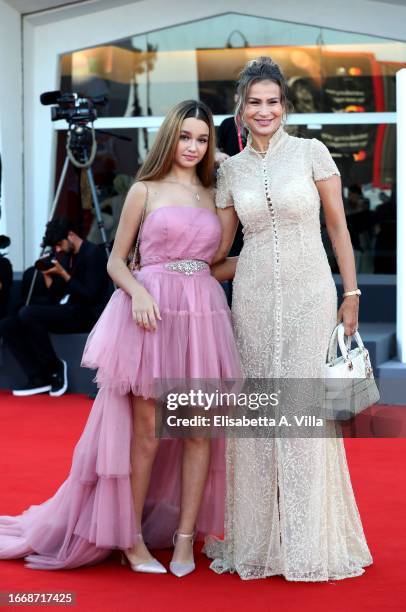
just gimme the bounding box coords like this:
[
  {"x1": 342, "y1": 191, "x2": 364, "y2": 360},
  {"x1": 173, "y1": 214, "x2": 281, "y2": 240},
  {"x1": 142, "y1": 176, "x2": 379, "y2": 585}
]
[{"x1": 163, "y1": 259, "x2": 209, "y2": 275}]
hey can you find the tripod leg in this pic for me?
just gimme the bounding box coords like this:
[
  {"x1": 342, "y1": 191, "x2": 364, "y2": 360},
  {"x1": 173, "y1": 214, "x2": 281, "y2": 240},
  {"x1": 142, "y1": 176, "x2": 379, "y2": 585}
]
[
  {"x1": 26, "y1": 156, "x2": 70, "y2": 306},
  {"x1": 85, "y1": 167, "x2": 116, "y2": 291},
  {"x1": 85, "y1": 167, "x2": 111, "y2": 262}
]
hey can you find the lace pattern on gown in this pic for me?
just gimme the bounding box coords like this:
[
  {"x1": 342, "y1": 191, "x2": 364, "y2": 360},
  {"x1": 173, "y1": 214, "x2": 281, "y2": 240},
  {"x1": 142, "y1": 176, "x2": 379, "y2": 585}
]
[{"x1": 205, "y1": 128, "x2": 373, "y2": 581}]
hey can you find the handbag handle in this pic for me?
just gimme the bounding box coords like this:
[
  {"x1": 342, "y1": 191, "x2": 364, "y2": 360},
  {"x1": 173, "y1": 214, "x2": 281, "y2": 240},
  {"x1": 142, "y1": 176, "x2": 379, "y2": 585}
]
[
  {"x1": 327, "y1": 323, "x2": 363, "y2": 363},
  {"x1": 337, "y1": 324, "x2": 364, "y2": 360},
  {"x1": 327, "y1": 324, "x2": 350, "y2": 363}
]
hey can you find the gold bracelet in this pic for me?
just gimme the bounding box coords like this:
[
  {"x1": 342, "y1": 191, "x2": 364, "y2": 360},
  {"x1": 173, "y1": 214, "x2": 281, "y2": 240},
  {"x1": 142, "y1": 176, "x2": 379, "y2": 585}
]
[{"x1": 343, "y1": 289, "x2": 361, "y2": 298}]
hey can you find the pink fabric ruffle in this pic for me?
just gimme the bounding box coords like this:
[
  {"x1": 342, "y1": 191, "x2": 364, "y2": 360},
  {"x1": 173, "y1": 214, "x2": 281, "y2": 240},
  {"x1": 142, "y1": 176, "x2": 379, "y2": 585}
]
[
  {"x1": 0, "y1": 388, "x2": 226, "y2": 569},
  {"x1": 82, "y1": 266, "x2": 241, "y2": 398}
]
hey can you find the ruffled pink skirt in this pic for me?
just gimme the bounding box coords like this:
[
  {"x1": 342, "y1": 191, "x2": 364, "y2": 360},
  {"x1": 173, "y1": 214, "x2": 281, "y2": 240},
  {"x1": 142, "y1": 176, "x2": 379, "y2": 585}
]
[
  {"x1": 0, "y1": 389, "x2": 227, "y2": 569},
  {"x1": 82, "y1": 264, "x2": 241, "y2": 397}
]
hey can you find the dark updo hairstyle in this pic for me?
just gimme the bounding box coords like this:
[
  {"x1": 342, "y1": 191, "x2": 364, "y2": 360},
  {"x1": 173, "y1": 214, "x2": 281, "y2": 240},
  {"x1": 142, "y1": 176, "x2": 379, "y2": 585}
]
[{"x1": 235, "y1": 56, "x2": 292, "y2": 135}]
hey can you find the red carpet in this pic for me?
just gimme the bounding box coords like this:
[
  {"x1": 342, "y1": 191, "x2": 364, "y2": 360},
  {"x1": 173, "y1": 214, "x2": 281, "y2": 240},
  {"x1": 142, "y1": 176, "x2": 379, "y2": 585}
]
[{"x1": 0, "y1": 391, "x2": 405, "y2": 612}]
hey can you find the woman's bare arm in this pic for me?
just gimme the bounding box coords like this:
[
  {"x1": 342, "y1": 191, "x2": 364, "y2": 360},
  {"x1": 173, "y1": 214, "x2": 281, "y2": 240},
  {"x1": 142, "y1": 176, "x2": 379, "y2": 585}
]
[
  {"x1": 212, "y1": 207, "x2": 239, "y2": 264},
  {"x1": 107, "y1": 182, "x2": 146, "y2": 292},
  {"x1": 211, "y1": 257, "x2": 238, "y2": 281},
  {"x1": 107, "y1": 181, "x2": 161, "y2": 331},
  {"x1": 317, "y1": 175, "x2": 359, "y2": 336}
]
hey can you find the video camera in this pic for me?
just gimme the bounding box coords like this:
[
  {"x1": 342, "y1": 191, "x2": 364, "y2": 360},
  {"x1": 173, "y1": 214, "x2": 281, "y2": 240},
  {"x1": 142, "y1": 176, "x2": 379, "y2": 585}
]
[{"x1": 40, "y1": 90, "x2": 107, "y2": 124}]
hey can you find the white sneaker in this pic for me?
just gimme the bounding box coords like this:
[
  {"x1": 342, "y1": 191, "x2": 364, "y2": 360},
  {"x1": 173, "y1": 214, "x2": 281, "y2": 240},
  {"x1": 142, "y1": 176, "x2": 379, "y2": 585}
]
[{"x1": 12, "y1": 378, "x2": 52, "y2": 397}]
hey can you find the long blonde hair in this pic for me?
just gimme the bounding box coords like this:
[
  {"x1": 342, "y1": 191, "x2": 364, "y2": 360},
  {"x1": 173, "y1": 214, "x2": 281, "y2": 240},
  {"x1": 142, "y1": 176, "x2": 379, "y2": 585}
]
[{"x1": 136, "y1": 100, "x2": 215, "y2": 187}]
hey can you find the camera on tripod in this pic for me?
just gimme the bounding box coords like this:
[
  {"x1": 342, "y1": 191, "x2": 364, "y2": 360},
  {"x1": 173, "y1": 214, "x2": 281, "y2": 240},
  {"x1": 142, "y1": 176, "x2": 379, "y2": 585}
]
[
  {"x1": 40, "y1": 90, "x2": 107, "y2": 168},
  {"x1": 40, "y1": 90, "x2": 106, "y2": 124},
  {"x1": 25, "y1": 88, "x2": 114, "y2": 305}
]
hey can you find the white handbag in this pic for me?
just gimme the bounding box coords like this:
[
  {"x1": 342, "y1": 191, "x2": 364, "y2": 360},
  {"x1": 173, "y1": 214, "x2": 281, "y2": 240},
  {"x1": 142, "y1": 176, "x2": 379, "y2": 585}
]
[{"x1": 324, "y1": 323, "x2": 380, "y2": 420}]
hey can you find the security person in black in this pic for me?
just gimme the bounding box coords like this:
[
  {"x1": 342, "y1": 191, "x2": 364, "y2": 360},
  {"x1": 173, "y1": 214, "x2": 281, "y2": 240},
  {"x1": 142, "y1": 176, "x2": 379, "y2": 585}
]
[{"x1": 0, "y1": 218, "x2": 110, "y2": 397}]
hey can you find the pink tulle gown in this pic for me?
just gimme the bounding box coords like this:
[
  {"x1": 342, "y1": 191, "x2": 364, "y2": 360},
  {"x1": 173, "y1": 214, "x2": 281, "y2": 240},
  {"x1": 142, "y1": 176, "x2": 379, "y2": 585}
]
[{"x1": 0, "y1": 205, "x2": 241, "y2": 570}]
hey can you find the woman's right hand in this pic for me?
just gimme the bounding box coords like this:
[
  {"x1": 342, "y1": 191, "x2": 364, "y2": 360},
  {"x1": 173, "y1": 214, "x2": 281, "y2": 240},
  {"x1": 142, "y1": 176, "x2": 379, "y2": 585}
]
[{"x1": 131, "y1": 286, "x2": 161, "y2": 331}]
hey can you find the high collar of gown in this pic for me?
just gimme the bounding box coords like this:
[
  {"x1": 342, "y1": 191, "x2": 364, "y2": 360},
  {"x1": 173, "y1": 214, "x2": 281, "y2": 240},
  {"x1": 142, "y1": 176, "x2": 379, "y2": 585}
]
[{"x1": 246, "y1": 124, "x2": 287, "y2": 160}]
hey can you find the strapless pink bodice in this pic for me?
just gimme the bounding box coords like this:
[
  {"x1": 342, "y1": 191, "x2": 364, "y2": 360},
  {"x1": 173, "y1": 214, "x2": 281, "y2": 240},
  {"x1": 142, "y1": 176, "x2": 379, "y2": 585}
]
[{"x1": 139, "y1": 206, "x2": 221, "y2": 266}]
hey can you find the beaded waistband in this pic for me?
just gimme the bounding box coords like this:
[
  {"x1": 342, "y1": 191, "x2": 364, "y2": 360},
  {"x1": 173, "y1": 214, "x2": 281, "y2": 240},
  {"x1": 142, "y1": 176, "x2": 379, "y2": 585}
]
[
  {"x1": 142, "y1": 259, "x2": 209, "y2": 276},
  {"x1": 164, "y1": 259, "x2": 209, "y2": 275}
]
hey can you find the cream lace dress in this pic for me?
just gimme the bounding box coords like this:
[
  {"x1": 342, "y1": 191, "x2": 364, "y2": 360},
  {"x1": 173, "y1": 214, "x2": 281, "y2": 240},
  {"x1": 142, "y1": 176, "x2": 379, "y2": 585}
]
[{"x1": 204, "y1": 126, "x2": 373, "y2": 581}]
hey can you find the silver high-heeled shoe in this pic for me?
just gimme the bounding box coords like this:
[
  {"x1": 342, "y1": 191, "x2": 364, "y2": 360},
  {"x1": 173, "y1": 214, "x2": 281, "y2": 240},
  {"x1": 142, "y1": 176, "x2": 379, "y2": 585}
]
[
  {"x1": 169, "y1": 531, "x2": 195, "y2": 578},
  {"x1": 121, "y1": 533, "x2": 167, "y2": 574}
]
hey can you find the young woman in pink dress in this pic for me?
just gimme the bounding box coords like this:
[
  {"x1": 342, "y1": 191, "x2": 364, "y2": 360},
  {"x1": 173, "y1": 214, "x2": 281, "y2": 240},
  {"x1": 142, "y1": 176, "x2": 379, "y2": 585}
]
[{"x1": 0, "y1": 100, "x2": 241, "y2": 577}]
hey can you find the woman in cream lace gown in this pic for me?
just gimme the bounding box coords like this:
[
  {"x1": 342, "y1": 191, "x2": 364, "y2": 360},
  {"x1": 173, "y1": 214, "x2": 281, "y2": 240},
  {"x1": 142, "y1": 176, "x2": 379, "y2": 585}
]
[{"x1": 204, "y1": 57, "x2": 373, "y2": 581}]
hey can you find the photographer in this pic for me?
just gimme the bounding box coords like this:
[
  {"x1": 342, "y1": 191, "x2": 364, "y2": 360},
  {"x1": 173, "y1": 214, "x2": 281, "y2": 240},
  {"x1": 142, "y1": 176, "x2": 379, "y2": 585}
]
[{"x1": 0, "y1": 218, "x2": 109, "y2": 397}]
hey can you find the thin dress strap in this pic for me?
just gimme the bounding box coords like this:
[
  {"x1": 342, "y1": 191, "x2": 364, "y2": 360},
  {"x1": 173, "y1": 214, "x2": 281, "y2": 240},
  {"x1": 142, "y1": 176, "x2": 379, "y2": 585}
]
[{"x1": 129, "y1": 181, "x2": 149, "y2": 271}]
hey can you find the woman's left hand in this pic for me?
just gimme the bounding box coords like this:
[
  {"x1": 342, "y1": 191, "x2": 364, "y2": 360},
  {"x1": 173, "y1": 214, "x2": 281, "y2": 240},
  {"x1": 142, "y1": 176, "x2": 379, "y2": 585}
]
[{"x1": 337, "y1": 296, "x2": 359, "y2": 337}]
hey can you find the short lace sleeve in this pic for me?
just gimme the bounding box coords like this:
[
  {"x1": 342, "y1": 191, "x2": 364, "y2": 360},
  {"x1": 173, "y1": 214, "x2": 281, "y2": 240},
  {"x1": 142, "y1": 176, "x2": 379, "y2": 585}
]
[
  {"x1": 311, "y1": 138, "x2": 340, "y2": 182},
  {"x1": 215, "y1": 163, "x2": 234, "y2": 209}
]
